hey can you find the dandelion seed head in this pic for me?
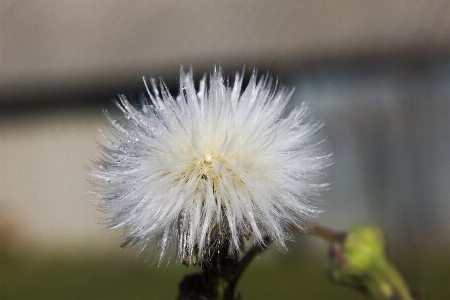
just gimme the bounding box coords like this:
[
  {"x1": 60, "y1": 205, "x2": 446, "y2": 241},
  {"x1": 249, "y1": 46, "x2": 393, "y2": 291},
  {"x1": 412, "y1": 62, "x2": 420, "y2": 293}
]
[{"x1": 88, "y1": 66, "x2": 331, "y2": 264}]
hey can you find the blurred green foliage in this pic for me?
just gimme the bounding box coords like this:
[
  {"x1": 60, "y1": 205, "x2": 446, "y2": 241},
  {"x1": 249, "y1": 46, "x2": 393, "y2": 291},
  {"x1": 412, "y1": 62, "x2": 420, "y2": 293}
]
[{"x1": 1, "y1": 247, "x2": 449, "y2": 299}]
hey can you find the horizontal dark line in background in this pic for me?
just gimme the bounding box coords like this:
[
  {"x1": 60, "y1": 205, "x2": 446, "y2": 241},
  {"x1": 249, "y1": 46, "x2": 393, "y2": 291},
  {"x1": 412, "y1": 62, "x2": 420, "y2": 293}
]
[{"x1": 1, "y1": 50, "x2": 448, "y2": 118}]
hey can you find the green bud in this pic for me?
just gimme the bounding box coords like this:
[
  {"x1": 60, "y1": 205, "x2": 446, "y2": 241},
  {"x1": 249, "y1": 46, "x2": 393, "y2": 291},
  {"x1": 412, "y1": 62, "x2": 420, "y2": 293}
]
[{"x1": 328, "y1": 225, "x2": 413, "y2": 300}]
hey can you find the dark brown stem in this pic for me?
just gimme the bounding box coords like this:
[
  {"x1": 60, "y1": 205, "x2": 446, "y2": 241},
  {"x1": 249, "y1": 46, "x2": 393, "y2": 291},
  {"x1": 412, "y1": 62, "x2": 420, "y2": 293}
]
[
  {"x1": 178, "y1": 222, "x2": 345, "y2": 299},
  {"x1": 301, "y1": 222, "x2": 346, "y2": 243},
  {"x1": 226, "y1": 235, "x2": 272, "y2": 296}
]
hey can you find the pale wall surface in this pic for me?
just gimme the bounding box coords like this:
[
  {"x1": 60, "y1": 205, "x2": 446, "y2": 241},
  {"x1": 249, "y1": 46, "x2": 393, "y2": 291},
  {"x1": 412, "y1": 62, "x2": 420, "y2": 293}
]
[
  {"x1": 0, "y1": 110, "x2": 123, "y2": 252},
  {"x1": 2, "y1": 0, "x2": 450, "y2": 102}
]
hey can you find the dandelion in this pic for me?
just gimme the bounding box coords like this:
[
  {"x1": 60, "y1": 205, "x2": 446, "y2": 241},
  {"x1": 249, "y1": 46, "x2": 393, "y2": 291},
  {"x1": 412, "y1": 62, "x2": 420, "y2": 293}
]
[{"x1": 88, "y1": 66, "x2": 329, "y2": 264}]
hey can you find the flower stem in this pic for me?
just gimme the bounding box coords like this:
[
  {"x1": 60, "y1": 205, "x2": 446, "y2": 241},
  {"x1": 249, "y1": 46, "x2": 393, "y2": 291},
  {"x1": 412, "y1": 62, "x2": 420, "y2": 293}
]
[
  {"x1": 178, "y1": 222, "x2": 415, "y2": 300},
  {"x1": 226, "y1": 235, "x2": 272, "y2": 296},
  {"x1": 302, "y1": 221, "x2": 346, "y2": 243},
  {"x1": 177, "y1": 236, "x2": 272, "y2": 300}
]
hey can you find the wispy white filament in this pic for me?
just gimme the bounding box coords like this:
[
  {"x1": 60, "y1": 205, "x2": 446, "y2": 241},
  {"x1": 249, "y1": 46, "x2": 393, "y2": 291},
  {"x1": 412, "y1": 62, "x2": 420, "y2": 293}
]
[{"x1": 89, "y1": 66, "x2": 330, "y2": 263}]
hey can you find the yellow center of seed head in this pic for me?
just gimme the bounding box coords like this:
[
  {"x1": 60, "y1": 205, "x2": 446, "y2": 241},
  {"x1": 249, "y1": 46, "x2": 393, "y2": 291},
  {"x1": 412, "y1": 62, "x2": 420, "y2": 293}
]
[{"x1": 199, "y1": 153, "x2": 224, "y2": 178}]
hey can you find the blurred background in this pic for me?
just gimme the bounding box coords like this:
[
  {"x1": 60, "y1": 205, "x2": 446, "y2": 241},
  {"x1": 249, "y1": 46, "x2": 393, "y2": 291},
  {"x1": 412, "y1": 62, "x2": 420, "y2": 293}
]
[{"x1": 1, "y1": 1, "x2": 450, "y2": 299}]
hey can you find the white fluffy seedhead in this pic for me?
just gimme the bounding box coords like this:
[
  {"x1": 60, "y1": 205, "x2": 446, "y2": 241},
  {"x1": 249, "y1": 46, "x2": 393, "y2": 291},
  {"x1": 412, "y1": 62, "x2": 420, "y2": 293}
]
[{"x1": 88, "y1": 66, "x2": 330, "y2": 264}]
